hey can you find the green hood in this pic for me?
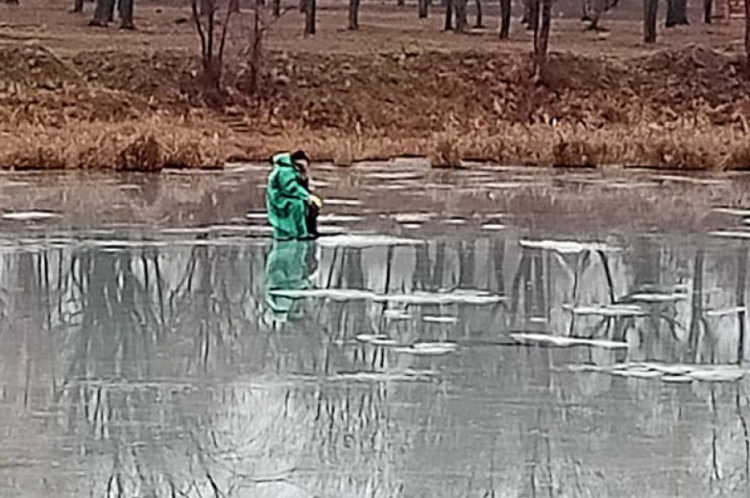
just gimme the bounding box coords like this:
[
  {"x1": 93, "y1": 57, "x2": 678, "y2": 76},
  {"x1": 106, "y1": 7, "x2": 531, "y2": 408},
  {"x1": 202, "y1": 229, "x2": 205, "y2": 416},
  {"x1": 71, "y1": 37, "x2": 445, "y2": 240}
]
[{"x1": 266, "y1": 152, "x2": 311, "y2": 240}]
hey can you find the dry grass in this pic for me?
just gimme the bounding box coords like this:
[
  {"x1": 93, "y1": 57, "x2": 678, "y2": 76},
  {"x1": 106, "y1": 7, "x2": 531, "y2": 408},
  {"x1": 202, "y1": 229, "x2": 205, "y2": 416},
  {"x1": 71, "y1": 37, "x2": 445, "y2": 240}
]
[
  {"x1": 225, "y1": 121, "x2": 750, "y2": 171},
  {"x1": 2, "y1": 115, "x2": 749, "y2": 171},
  {"x1": 0, "y1": 117, "x2": 228, "y2": 170}
]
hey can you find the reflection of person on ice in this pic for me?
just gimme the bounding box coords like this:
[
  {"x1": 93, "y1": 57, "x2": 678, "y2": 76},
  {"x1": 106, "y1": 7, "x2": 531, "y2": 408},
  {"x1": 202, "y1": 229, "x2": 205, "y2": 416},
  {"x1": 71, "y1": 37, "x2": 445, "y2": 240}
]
[
  {"x1": 266, "y1": 151, "x2": 323, "y2": 240},
  {"x1": 264, "y1": 238, "x2": 318, "y2": 324}
]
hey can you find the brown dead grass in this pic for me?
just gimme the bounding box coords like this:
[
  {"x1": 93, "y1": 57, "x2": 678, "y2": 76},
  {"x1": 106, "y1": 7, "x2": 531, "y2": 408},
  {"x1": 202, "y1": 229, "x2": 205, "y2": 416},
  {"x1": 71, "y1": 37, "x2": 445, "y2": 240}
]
[
  {"x1": 0, "y1": 117, "x2": 228, "y2": 170},
  {"x1": 8, "y1": 119, "x2": 746, "y2": 172},
  {"x1": 224, "y1": 121, "x2": 750, "y2": 171}
]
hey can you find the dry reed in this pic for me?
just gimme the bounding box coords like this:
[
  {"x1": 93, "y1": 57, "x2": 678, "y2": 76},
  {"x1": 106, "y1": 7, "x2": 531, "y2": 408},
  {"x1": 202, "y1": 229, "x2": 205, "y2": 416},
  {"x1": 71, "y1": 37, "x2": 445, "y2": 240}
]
[{"x1": 0, "y1": 117, "x2": 228, "y2": 171}]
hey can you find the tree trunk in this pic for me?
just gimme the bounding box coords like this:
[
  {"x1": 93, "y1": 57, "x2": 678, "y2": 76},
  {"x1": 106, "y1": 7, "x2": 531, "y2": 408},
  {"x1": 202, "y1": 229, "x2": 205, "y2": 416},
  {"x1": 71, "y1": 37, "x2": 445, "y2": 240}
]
[
  {"x1": 644, "y1": 0, "x2": 658, "y2": 43},
  {"x1": 119, "y1": 0, "x2": 135, "y2": 29},
  {"x1": 455, "y1": 0, "x2": 467, "y2": 31},
  {"x1": 666, "y1": 0, "x2": 689, "y2": 26},
  {"x1": 90, "y1": 0, "x2": 114, "y2": 25},
  {"x1": 527, "y1": 0, "x2": 539, "y2": 32},
  {"x1": 444, "y1": 0, "x2": 454, "y2": 30},
  {"x1": 107, "y1": 0, "x2": 118, "y2": 22},
  {"x1": 533, "y1": 0, "x2": 551, "y2": 75},
  {"x1": 745, "y1": 0, "x2": 750, "y2": 76},
  {"x1": 348, "y1": 0, "x2": 360, "y2": 29},
  {"x1": 522, "y1": 0, "x2": 533, "y2": 28},
  {"x1": 499, "y1": 0, "x2": 511, "y2": 38},
  {"x1": 398, "y1": 0, "x2": 405, "y2": 5},
  {"x1": 249, "y1": 4, "x2": 264, "y2": 94},
  {"x1": 229, "y1": 0, "x2": 240, "y2": 13},
  {"x1": 703, "y1": 0, "x2": 712, "y2": 22},
  {"x1": 73, "y1": 0, "x2": 85, "y2": 13},
  {"x1": 273, "y1": 0, "x2": 280, "y2": 16},
  {"x1": 419, "y1": 0, "x2": 428, "y2": 18},
  {"x1": 305, "y1": 0, "x2": 316, "y2": 34},
  {"x1": 474, "y1": 0, "x2": 484, "y2": 27},
  {"x1": 586, "y1": 0, "x2": 603, "y2": 30}
]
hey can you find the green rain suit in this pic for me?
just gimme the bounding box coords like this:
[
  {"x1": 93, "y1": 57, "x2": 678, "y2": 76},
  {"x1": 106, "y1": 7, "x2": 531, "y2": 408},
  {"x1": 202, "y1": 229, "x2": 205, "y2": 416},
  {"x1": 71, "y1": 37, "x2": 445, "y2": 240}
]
[
  {"x1": 264, "y1": 240, "x2": 316, "y2": 323},
  {"x1": 266, "y1": 153, "x2": 312, "y2": 240}
]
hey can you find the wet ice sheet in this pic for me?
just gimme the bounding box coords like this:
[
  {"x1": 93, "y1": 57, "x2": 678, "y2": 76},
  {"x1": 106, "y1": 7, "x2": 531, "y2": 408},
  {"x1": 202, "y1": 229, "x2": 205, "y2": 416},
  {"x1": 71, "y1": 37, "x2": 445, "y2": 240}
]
[{"x1": 2, "y1": 167, "x2": 750, "y2": 498}]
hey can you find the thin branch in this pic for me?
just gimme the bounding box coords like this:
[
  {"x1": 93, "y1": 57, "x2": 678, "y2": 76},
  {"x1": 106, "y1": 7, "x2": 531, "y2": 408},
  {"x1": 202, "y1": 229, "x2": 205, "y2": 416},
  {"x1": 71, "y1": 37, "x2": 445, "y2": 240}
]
[
  {"x1": 207, "y1": 3, "x2": 216, "y2": 67},
  {"x1": 192, "y1": 0, "x2": 209, "y2": 61},
  {"x1": 218, "y1": 1, "x2": 234, "y2": 69}
]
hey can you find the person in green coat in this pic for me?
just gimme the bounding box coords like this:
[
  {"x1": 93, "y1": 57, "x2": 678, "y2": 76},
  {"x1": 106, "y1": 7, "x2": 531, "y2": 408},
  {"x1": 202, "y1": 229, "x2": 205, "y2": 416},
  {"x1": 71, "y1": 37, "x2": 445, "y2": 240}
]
[
  {"x1": 263, "y1": 239, "x2": 318, "y2": 324},
  {"x1": 266, "y1": 151, "x2": 323, "y2": 241}
]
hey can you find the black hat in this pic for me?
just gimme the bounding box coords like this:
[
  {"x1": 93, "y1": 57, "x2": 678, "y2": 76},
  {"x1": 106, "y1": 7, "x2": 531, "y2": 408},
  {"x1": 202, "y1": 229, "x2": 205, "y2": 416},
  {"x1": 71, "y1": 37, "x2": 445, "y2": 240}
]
[{"x1": 291, "y1": 150, "x2": 310, "y2": 162}]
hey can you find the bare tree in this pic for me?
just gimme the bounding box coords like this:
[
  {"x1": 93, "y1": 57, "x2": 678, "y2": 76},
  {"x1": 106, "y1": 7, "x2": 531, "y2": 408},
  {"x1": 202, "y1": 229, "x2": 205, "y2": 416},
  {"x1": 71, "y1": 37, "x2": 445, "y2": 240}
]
[
  {"x1": 444, "y1": 0, "x2": 454, "y2": 30},
  {"x1": 90, "y1": 0, "x2": 114, "y2": 26},
  {"x1": 666, "y1": 0, "x2": 689, "y2": 27},
  {"x1": 527, "y1": 0, "x2": 539, "y2": 32},
  {"x1": 532, "y1": 0, "x2": 551, "y2": 77},
  {"x1": 242, "y1": 1, "x2": 290, "y2": 94},
  {"x1": 349, "y1": 0, "x2": 360, "y2": 29},
  {"x1": 644, "y1": 0, "x2": 658, "y2": 43},
  {"x1": 191, "y1": 0, "x2": 233, "y2": 93},
  {"x1": 582, "y1": 0, "x2": 618, "y2": 31},
  {"x1": 305, "y1": 0, "x2": 316, "y2": 34},
  {"x1": 584, "y1": 0, "x2": 604, "y2": 29},
  {"x1": 273, "y1": 0, "x2": 280, "y2": 16},
  {"x1": 418, "y1": 0, "x2": 428, "y2": 18},
  {"x1": 703, "y1": 0, "x2": 712, "y2": 23},
  {"x1": 522, "y1": 0, "x2": 534, "y2": 29},
  {"x1": 475, "y1": 0, "x2": 484, "y2": 27},
  {"x1": 88, "y1": 0, "x2": 132, "y2": 28},
  {"x1": 455, "y1": 0, "x2": 467, "y2": 31},
  {"x1": 119, "y1": 0, "x2": 135, "y2": 29},
  {"x1": 107, "y1": 0, "x2": 116, "y2": 21},
  {"x1": 499, "y1": 0, "x2": 511, "y2": 38},
  {"x1": 245, "y1": 0, "x2": 266, "y2": 94}
]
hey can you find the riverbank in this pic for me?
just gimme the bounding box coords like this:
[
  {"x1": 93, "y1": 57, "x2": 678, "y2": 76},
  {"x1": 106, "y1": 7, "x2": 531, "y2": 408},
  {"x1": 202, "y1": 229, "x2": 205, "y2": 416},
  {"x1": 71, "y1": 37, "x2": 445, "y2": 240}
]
[{"x1": 1, "y1": 42, "x2": 750, "y2": 170}]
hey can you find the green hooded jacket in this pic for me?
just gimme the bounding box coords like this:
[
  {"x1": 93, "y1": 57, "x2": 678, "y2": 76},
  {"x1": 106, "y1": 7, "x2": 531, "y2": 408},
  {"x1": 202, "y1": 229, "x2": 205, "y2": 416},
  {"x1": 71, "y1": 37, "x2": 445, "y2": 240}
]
[
  {"x1": 266, "y1": 153, "x2": 311, "y2": 240},
  {"x1": 264, "y1": 239, "x2": 316, "y2": 323}
]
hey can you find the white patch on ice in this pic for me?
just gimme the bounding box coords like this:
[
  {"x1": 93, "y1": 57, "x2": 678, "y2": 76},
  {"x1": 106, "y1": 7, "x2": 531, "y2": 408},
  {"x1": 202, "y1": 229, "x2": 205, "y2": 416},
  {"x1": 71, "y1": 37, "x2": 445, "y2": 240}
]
[
  {"x1": 316, "y1": 234, "x2": 424, "y2": 248},
  {"x1": 393, "y1": 342, "x2": 458, "y2": 356},
  {"x1": 422, "y1": 315, "x2": 459, "y2": 324},
  {"x1": 565, "y1": 304, "x2": 646, "y2": 317},
  {"x1": 520, "y1": 239, "x2": 616, "y2": 254},
  {"x1": 511, "y1": 332, "x2": 629, "y2": 350},
  {"x1": 3, "y1": 211, "x2": 61, "y2": 221}
]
